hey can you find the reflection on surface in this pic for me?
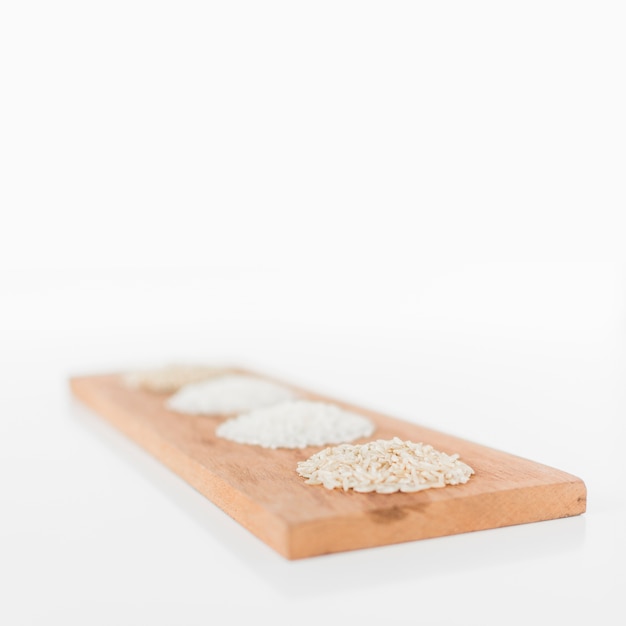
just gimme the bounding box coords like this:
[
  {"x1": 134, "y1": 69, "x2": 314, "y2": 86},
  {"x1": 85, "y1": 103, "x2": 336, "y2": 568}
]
[{"x1": 69, "y1": 394, "x2": 586, "y2": 598}]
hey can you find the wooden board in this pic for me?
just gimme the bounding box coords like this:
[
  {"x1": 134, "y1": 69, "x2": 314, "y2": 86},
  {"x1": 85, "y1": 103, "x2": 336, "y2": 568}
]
[{"x1": 69, "y1": 369, "x2": 586, "y2": 560}]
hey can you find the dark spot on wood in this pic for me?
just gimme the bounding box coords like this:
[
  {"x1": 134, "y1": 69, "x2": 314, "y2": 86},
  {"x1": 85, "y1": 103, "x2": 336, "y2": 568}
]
[{"x1": 369, "y1": 507, "x2": 408, "y2": 523}]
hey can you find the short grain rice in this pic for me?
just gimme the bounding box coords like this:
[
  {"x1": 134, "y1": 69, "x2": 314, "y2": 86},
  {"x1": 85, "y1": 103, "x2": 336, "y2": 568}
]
[{"x1": 216, "y1": 400, "x2": 375, "y2": 449}]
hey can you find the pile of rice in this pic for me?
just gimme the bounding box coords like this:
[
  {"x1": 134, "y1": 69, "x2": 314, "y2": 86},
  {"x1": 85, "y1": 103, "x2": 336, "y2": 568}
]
[
  {"x1": 296, "y1": 437, "x2": 474, "y2": 493},
  {"x1": 216, "y1": 400, "x2": 375, "y2": 449},
  {"x1": 123, "y1": 364, "x2": 229, "y2": 393},
  {"x1": 166, "y1": 374, "x2": 297, "y2": 415}
]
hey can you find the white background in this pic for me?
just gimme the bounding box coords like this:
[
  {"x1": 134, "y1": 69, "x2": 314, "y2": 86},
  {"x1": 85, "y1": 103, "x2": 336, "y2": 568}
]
[{"x1": 1, "y1": 2, "x2": 625, "y2": 624}]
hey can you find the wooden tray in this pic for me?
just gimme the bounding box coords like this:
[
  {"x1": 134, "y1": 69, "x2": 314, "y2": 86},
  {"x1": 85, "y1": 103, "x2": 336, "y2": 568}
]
[{"x1": 69, "y1": 369, "x2": 586, "y2": 560}]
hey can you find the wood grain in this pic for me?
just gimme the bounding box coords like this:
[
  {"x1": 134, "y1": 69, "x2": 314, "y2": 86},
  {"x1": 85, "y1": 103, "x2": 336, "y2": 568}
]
[{"x1": 69, "y1": 369, "x2": 586, "y2": 560}]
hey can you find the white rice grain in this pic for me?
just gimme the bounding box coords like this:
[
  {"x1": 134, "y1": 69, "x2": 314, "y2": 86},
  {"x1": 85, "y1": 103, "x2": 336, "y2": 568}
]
[
  {"x1": 216, "y1": 400, "x2": 375, "y2": 449},
  {"x1": 166, "y1": 374, "x2": 297, "y2": 415}
]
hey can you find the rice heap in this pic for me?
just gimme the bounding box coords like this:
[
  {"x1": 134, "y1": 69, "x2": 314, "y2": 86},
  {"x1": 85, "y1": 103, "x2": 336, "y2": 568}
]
[
  {"x1": 216, "y1": 400, "x2": 375, "y2": 449},
  {"x1": 166, "y1": 374, "x2": 297, "y2": 415},
  {"x1": 123, "y1": 364, "x2": 230, "y2": 393},
  {"x1": 297, "y1": 437, "x2": 474, "y2": 493}
]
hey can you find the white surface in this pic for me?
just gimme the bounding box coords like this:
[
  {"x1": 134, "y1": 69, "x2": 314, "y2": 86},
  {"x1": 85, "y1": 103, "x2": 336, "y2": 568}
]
[
  {"x1": 2, "y1": 266, "x2": 624, "y2": 626},
  {"x1": 1, "y1": 2, "x2": 625, "y2": 625}
]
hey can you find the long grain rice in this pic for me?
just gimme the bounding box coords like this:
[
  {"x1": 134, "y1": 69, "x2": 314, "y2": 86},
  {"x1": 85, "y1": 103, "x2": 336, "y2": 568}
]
[
  {"x1": 296, "y1": 437, "x2": 474, "y2": 493},
  {"x1": 166, "y1": 374, "x2": 297, "y2": 415}
]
